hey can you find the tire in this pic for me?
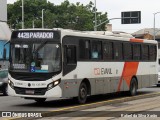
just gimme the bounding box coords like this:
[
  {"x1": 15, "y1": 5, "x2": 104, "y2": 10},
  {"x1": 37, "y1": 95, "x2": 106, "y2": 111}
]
[
  {"x1": 129, "y1": 78, "x2": 138, "y2": 96},
  {"x1": 34, "y1": 98, "x2": 46, "y2": 103},
  {"x1": 77, "y1": 82, "x2": 88, "y2": 104},
  {"x1": 2, "y1": 84, "x2": 8, "y2": 96}
]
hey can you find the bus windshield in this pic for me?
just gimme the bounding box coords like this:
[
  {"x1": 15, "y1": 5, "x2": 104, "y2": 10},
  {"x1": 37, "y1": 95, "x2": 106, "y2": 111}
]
[{"x1": 10, "y1": 42, "x2": 61, "y2": 73}]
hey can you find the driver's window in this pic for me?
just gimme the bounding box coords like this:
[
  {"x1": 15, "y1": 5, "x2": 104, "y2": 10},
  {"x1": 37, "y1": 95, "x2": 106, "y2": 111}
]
[{"x1": 65, "y1": 45, "x2": 77, "y2": 64}]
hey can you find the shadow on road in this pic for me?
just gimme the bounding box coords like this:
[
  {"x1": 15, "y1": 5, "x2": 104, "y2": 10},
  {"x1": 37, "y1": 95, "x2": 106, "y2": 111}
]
[
  {"x1": 0, "y1": 93, "x2": 7, "y2": 96},
  {"x1": 12, "y1": 90, "x2": 156, "y2": 108}
]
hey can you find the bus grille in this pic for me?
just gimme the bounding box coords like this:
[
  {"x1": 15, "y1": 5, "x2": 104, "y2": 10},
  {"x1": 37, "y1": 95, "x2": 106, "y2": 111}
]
[{"x1": 14, "y1": 87, "x2": 47, "y2": 95}]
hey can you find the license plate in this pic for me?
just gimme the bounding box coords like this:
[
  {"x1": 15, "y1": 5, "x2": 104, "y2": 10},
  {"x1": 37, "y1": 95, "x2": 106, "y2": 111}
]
[{"x1": 25, "y1": 90, "x2": 34, "y2": 95}]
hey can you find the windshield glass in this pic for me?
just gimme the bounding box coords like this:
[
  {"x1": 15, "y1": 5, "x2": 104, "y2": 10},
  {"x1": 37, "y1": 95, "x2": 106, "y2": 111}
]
[{"x1": 10, "y1": 42, "x2": 61, "y2": 73}]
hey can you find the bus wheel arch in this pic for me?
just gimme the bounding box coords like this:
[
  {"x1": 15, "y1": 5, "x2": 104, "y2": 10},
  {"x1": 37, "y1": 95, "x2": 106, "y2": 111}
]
[{"x1": 129, "y1": 76, "x2": 138, "y2": 96}]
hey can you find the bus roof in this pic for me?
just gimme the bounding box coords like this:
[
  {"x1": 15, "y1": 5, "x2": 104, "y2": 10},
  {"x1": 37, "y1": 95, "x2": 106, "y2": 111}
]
[
  {"x1": 13, "y1": 28, "x2": 157, "y2": 44},
  {"x1": 59, "y1": 29, "x2": 157, "y2": 44}
]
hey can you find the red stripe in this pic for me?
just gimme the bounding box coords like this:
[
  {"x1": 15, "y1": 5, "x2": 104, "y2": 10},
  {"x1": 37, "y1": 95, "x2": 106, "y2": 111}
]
[
  {"x1": 130, "y1": 38, "x2": 143, "y2": 43},
  {"x1": 117, "y1": 62, "x2": 139, "y2": 91}
]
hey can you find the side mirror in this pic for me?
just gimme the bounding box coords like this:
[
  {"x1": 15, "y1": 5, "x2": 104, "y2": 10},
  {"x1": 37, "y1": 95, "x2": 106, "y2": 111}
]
[{"x1": 3, "y1": 48, "x2": 6, "y2": 60}]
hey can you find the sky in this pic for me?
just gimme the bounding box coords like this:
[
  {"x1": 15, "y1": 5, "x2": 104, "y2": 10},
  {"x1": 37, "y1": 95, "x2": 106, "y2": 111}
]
[{"x1": 7, "y1": 0, "x2": 160, "y2": 33}]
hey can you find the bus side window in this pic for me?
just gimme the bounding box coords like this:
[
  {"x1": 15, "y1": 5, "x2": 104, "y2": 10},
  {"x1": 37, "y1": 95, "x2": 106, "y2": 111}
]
[
  {"x1": 142, "y1": 44, "x2": 149, "y2": 61},
  {"x1": 113, "y1": 42, "x2": 123, "y2": 61},
  {"x1": 149, "y1": 45, "x2": 157, "y2": 61},
  {"x1": 103, "y1": 42, "x2": 113, "y2": 60},
  {"x1": 123, "y1": 42, "x2": 132, "y2": 61},
  {"x1": 133, "y1": 44, "x2": 141, "y2": 60},
  {"x1": 65, "y1": 45, "x2": 77, "y2": 64},
  {"x1": 91, "y1": 41, "x2": 102, "y2": 59},
  {"x1": 79, "y1": 40, "x2": 90, "y2": 60}
]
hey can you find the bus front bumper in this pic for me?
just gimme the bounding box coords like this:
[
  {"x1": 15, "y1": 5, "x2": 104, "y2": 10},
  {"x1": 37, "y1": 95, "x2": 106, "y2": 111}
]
[{"x1": 8, "y1": 84, "x2": 62, "y2": 98}]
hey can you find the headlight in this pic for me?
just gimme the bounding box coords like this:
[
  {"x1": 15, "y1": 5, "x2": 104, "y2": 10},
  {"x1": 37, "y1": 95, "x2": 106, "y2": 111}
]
[
  {"x1": 47, "y1": 79, "x2": 61, "y2": 90},
  {"x1": 8, "y1": 80, "x2": 14, "y2": 89},
  {"x1": 54, "y1": 81, "x2": 59, "y2": 86}
]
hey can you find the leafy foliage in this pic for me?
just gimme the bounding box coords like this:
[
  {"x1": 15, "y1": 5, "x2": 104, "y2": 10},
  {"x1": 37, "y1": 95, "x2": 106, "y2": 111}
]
[{"x1": 7, "y1": 0, "x2": 108, "y2": 31}]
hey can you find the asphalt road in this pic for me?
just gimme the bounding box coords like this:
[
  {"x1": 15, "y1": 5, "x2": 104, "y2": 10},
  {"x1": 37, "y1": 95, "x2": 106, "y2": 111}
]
[
  {"x1": 0, "y1": 86, "x2": 160, "y2": 112},
  {"x1": 41, "y1": 92, "x2": 160, "y2": 120}
]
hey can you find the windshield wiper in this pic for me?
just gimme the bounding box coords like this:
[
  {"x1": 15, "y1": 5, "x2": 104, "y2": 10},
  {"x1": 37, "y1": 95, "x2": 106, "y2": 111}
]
[{"x1": 32, "y1": 40, "x2": 48, "y2": 54}]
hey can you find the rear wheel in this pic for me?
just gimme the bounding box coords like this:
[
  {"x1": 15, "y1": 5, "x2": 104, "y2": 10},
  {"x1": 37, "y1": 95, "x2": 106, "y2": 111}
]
[
  {"x1": 129, "y1": 78, "x2": 138, "y2": 96},
  {"x1": 34, "y1": 98, "x2": 46, "y2": 103},
  {"x1": 77, "y1": 82, "x2": 87, "y2": 104}
]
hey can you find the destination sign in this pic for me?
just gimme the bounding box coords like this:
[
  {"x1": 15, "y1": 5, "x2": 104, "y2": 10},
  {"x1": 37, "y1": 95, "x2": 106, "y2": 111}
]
[{"x1": 17, "y1": 32, "x2": 54, "y2": 39}]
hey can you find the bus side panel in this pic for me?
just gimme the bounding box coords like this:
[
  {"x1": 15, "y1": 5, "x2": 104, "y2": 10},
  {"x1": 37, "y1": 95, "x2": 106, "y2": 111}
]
[
  {"x1": 110, "y1": 77, "x2": 120, "y2": 93},
  {"x1": 61, "y1": 61, "x2": 125, "y2": 97},
  {"x1": 60, "y1": 78, "x2": 95, "y2": 97},
  {"x1": 138, "y1": 62, "x2": 158, "y2": 88},
  {"x1": 150, "y1": 74, "x2": 158, "y2": 85},
  {"x1": 94, "y1": 78, "x2": 104, "y2": 94},
  {"x1": 93, "y1": 77, "x2": 120, "y2": 95},
  {"x1": 61, "y1": 77, "x2": 123, "y2": 97},
  {"x1": 150, "y1": 61, "x2": 158, "y2": 85},
  {"x1": 60, "y1": 79, "x2": 81, "y2": 98},
  {"x1": 89, "y1": 78, "x2": 96, "y2": 95},
  {"x1": 103, "y1": 78, "x2": 111, "y2": 94},
  {"x1": 141, "y1": 75, "x2": 150, "y2": 88},
  {"x1": 90, "y1": 77, "x2": 121, "y2": 95},
  {"x1": 122, "y1": 78, "x2": 130, "y2": 91},
  {"x1": 137, "y1": 75, "x2": 142, "y2": 89},
  {"x1": 60, "y1": 59, "x2": 157, "y2": 98}
]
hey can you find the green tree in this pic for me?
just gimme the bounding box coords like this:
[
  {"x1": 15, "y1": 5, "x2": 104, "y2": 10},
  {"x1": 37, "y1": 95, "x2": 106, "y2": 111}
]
[{"x1": 7, "y1": 0, "x2": 108, "y2": 31}]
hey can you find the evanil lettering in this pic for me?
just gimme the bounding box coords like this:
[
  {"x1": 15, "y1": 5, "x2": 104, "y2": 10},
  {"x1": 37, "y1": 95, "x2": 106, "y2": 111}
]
[
  {"x1": 18, "y1": 32, "x2": 54, "y2": 39},
  {"x1": 94, "y1": 68, "x2": 112, "y2": 75}
]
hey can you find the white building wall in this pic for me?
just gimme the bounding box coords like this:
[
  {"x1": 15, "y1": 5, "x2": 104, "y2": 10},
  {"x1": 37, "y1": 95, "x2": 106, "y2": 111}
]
[{"x1": 0, "y1": 0, "x2": 7, "y2": 21}]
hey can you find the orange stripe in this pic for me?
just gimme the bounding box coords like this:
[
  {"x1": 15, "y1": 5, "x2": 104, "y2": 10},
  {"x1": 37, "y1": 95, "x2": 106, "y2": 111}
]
[
  {"x1": 117, "y1": 62, "x2": 139, "y2": 91},
  {"x1": 130, "y1": 38, "x2": 143, "y2": 43}
]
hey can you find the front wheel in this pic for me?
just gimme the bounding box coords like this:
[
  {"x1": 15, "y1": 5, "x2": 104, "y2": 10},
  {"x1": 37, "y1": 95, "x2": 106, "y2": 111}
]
[
  {"x1": 77, "y1": 82, "x2": 88, "y2": 104},
  {"x1": 129, "y1": 78, "x2": 138, "y2": 96},
  {"x1": 34, "y1": 98, "x2": 46, "y2": 103}
]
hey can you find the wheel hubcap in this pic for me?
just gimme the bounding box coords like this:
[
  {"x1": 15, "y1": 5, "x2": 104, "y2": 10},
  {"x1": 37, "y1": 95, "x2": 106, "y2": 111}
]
[{"x1": 80, "y1": 87, "x2": 86, "y2": 98}]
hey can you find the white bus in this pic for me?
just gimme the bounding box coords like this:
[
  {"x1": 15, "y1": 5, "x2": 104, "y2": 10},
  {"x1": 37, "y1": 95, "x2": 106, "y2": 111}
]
[{"x1": 7, "y1": 29, "x2": 158, "y2": 103}]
